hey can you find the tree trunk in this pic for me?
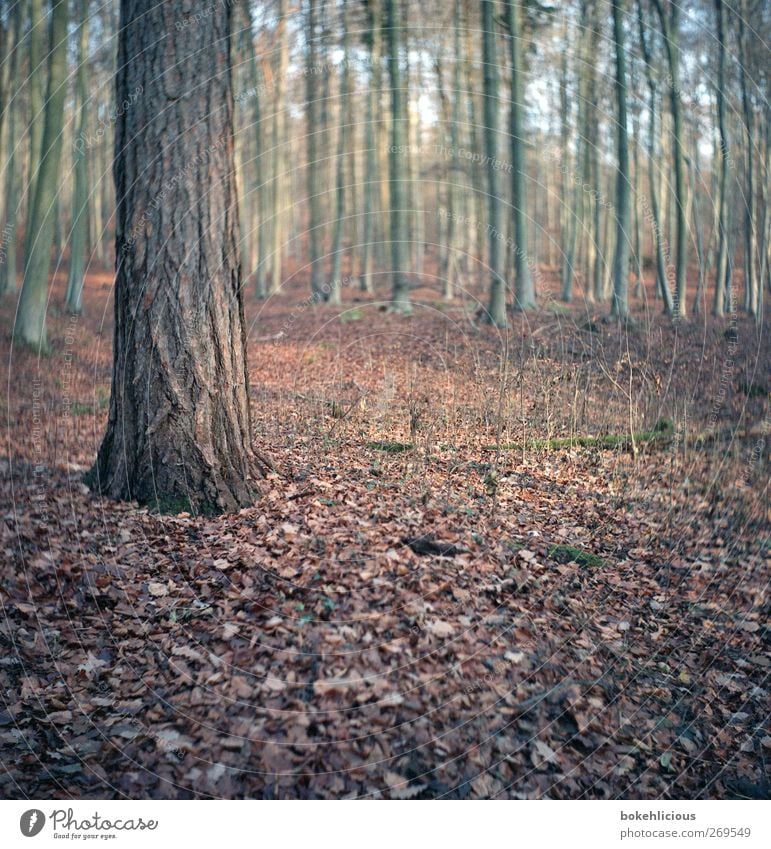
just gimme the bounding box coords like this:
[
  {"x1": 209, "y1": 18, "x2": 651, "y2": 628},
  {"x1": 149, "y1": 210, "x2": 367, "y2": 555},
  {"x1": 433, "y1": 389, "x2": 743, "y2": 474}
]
[
  {"x1": 713, "y1": 0, "x2": 729, "y2": 316},
  {"x1": 88, "y1": 0, "x2": 256, "y2": 514},
  {"x1": 307, "y1": 0, "x2": 325, "y2": 300},
  {"x1": 637, "y1": 0, "x2": 674, "y2": 313},
  {"x1": 610, "y1": 0, "x2": 631, "y2": 319},
  {"x1": 65, "y1": 0, "x2": 90, "y2": 315},
  {"x1": 241, "y1": 0, "x2": 268, "y2": 297},
  {"x1": 15, "y1": 0, "x2": 68, "y2": 351},
  {"x1": 26, "y1": 0, "x2": 45, "y2": 209},
  {"x1": 360, "y1": 0, "x2": 381, "y2": 293},
  {"x1": 328, "y1": 0, "x2": 350, "y2": 305},
  {"x1": 386, "y1": 0, "x2": 411, "y2": 313},
  {"x1": 268, "y1": 0, "x2": 289, "y2": 295},
  {"x1": 737, "y1": 2, "x2": 758, "y2": 317},
  {"x1": 0, "y1": 0, "x2": 24, "y2": 296},
  {"x1": 652, "y1": 0, "x2": 687, "y2": 319},
  {"x1": 481, "y1": 0, "x2": 506, "y2": 326},
  {"x1": 507, "y1": 0, "x2": 535, "y2": 309}
]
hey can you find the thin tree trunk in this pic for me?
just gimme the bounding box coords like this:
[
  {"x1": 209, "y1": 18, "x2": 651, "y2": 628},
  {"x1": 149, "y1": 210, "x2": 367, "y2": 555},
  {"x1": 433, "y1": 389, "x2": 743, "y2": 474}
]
[
  {"x1": 652, "y1": 0, "x2": 687, "y2": 318},
  {"x1": 65, "y1": 0, "x2": 90, "y2": 314},
  {"x1": 481, "y1": 0, "x2": 506, "y2": 325},
  {"x1": 0, "y1": 0, "x2": 24, "y2": 296},
  {"x1": 713, "y1": 0, "x2": 729, "y2": 316},
  {"x1": 386, "y1": 0, "x2": 411, "y2": 313},
  {"x1": 637, "y1": 0, "x2": 673, "y2": 313},
  {"x1": 507, "y1": 0, "x2": 534, "y2": 309},
  {"x1": 26, "y1": 0, "x2": 45, "y2": 209},
  {"x1": 268, "y1": 0, "x2": 289, "y2": 295},
  {"x1": 241, "y1": 0, "x2": 268, "y2": 297},
  {"x1": 737, "y1": 2, "x2": 758, "y2": 317},
  {"x1": 15, "y1": 0, "x2": 69, "y2": 351},
  {"x1": 610, "y1": 0, "x2": 631, "y2": 319},
  {"x1": 307, "y1": 0, "x2": 325, "y2": 300},
  {"x1": 328, "y1": 0, "x2": 350, "y2": 304},
  {"x1": 360, "y1": 0, "x2": 381, "y2": 293}
]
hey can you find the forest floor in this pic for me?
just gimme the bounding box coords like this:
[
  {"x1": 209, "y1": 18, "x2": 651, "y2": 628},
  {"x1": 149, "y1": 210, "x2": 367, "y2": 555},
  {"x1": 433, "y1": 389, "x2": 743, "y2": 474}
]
[{"x1": 1, "y1": 265, "x2": 769, "y2": 799}]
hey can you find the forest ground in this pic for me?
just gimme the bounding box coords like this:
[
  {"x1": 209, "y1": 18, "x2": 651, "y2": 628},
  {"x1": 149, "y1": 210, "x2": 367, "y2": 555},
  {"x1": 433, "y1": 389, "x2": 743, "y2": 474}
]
[{"x1": 1, "y1": 262, "x2": 769, "y2": 799}]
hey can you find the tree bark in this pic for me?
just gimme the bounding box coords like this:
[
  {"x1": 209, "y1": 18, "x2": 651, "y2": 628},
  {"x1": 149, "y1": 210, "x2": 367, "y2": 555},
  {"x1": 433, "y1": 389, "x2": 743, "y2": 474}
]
[
  {"x1": 506, "y1": 0, "x2": 535, "y2": 309},
  {"x1": 0, "y1": 0, "x2": 24, "y2": 296},
  {"x1": 386, "y1": 0, "x2": 411, "y2": 313},
  {"x1": 268, "y1": 0, "x2": 289, "y2": 295},
  {"x1": 610, "y1": 0, "x2": 631, "y2": 319},
  {"x1": 88, "y1": 0, "x2": 256, "y2": 514},
  {"x1": 15, "y1": 0, "x2": 69, "y2": 350},
  {"x1": 65, "y1": 0, "x2": 90, "y2": 315},
  {"x1": 652, "y1": 0, "x2": 687, "y2": 319},
  {"x1": 713, "y1": 0, "x2": 729, "y2": 316},
  {"x1": 328, "y1": 0, "x2": 350, "y2": 305},
  {"x1": 482, "y1": 0, "x2": 506, "y2": 326}
]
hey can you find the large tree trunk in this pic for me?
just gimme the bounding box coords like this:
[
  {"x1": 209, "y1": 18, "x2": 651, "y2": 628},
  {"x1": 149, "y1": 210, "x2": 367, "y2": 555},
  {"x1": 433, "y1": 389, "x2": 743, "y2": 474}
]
[
  {"x1": 15, "y1": 0, "x2": 68, "y2": 351},
  {"x1": 88, "y1": 0, "x2": 256, "y2": 514},
  {"x1": 386, "y1": 0, "x2": 411, "y2": 313},
  {"x1": 610, "y1": 0, "x2": 630, "y2": 319}
]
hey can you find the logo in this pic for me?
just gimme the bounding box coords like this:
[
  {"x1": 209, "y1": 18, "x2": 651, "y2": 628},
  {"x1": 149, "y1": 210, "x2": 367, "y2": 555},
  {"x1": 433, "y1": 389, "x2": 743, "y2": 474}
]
[{"x1": 20, "y1": 810, "x2": 46, "y2": 837}]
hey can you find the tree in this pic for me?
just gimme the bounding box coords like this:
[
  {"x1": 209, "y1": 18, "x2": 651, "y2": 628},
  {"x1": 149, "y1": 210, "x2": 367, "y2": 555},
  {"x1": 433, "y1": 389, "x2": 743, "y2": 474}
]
[
  {"x1": 65, "y1": 0, "x2": 90, "y2": 314},
  {"x1": 269, "y1": 0, "x2": 289, "y2": 295},
  {"x1": 481, "y1": 0, "x2": 506, "y2": 326},
  {"x1": 26, "y1": 0, "x2": 45, "y2": 207},
  {"x1": 87, "y1": 0, "x2": 257, "y2": 513},
  {"x1": 712, "y1": 0, "x2": 730, "y2": 317},
  {"x1": 306, "y1": 0, "x2": 326, "y2": 301},
  {"x1": 506, "y1": 0, "x2": 535, "y2": 309},
  {"x1": 651, "y1": 0, "x2": 687, "y2": 318},
  {"x1": 328, "y1": 0, "x2": 351, "y2": 305},
  {"x1": 15, "y1": 0, "x2": 69, "y2": 350},
  {"x1": 360, "y1": 0, "x2": 382, "y2": 293},
  {"x1": 637, "y1": 0, "x2": 674, "y2": 313},
  {"x1": 386, "y1": 0, "x2": 411, "y2": 313},
  {"x1": 610, "y1": 0, "x2": 631, "y2": 319},
  {"x1": 0, "y1": 0, "x2": 25, "y2": 296}
]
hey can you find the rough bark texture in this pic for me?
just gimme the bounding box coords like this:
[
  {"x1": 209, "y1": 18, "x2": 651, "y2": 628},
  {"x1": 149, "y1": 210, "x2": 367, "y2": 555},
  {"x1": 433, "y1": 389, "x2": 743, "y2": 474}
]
[{"x1": 88, "y1": 0, "x2": 256, "y2": 514}]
